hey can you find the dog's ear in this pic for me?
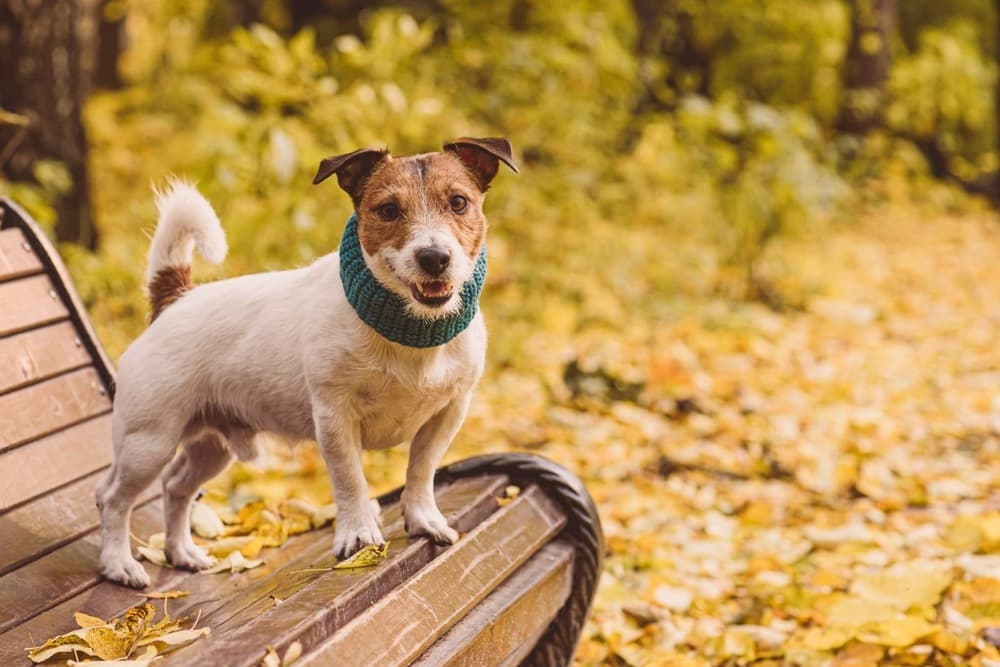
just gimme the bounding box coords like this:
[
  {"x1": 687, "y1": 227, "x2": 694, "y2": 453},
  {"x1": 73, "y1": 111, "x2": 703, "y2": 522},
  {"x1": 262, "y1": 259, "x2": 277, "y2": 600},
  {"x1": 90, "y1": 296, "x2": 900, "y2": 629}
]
[
  {"x1": 443, "y1": 137, "x2": 519, "y2": 191},
  {"x1": 313, "y1": 147, "x2": 389, "y2": 201}
]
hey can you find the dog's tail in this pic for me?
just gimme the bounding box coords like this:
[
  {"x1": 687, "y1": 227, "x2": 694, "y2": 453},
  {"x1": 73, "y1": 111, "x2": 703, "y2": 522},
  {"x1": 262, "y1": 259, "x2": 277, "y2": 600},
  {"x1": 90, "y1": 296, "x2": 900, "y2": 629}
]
[{"x1": 146, "y1": 179, "x2": 227, "y2": 321}]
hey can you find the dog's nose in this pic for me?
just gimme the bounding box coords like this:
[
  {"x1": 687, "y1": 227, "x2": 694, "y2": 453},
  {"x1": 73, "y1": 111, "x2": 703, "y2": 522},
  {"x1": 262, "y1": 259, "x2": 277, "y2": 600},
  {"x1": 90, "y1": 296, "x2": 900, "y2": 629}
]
[{"x1": 416, "y1": 247, "x2": 451, "y2": 276}]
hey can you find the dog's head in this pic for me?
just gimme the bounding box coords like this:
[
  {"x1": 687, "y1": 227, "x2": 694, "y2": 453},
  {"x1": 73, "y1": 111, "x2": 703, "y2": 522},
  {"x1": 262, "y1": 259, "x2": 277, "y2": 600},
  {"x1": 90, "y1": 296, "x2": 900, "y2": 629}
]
[{"x1": 314, "y1": 138, "x2": 518, "y2": 319}]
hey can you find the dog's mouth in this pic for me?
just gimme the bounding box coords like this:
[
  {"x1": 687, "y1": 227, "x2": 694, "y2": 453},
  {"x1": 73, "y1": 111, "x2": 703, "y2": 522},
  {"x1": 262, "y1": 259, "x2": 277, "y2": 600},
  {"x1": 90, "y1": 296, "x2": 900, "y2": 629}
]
[{"x1": 409, "y1": 280, "x2": 453, "y2": 307}]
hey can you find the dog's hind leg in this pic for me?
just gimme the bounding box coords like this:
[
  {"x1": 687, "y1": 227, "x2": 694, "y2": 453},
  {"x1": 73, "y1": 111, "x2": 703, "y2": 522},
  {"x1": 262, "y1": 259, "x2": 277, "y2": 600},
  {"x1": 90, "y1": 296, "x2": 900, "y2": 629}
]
[
  {"x1": 162, "y1": 431, "x2": 233, "y2": 571},
  {"x1": 98, "y1": 429, "x2": 178, "y2": 588}
]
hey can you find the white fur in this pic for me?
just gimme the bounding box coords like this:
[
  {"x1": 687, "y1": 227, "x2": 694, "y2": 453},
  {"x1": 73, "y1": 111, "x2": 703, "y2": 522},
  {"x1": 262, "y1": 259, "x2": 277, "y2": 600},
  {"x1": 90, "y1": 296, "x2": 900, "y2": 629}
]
[
  {"x1": 146, "y1": 179, "x2": 227, "y2": 284},
  {"x1": 97, "y1": 185, "x2": 485, "y2": 588}
]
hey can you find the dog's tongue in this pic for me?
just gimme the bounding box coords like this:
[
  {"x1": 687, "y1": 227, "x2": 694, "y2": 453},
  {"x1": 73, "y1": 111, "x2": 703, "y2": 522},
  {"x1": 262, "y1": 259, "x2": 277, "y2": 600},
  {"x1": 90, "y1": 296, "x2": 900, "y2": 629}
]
[{"x1": 419, "y1": 281, "x2": 451, "y2": 297}]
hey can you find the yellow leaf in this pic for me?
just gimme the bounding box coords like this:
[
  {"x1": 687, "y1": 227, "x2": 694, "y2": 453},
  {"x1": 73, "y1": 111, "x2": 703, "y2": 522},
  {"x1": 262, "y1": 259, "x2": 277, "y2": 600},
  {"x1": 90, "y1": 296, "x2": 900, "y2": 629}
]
[
  {"x1": 68, "y1": 645, "x2": 159, "y2": 666},
  {"x1": 262, "y1": 645, "x2": 281, "y2": 667},
  {"x1": 333, "y1": 542, "x2": 390, "y2": 569},
  {"x1": 191, "y1": 501, "x2": 225, "y2": 538},
  {"x1": 282, "y1": 640, "x2": 303, "y2": 666},
  {"x1": 826, "y1": 595, "x2": 898, "y2": 627},
  {"x1": 791, "y1": 626, "x2": 855, "y2": 651},
  {"x1": 26, "y1": 629, "x2": 95, "y2": 663},
  {"x1": 831, "y1": 642, "x2": 885, "y2": 667},
  {"x1": 138, "y1": 627, "x2": 211, "y2": 654},
  {"x1": 855, "y1": 616, "x2": 938, "y2": 647},
  {"x1": 75, "y1": 611, "x2": 109, "y2": 628},
  {"x1": 928, "y1": 629, "x2": 969, "y2": 655},
  {"x1": 207, "y1": 536, "x2": 258, "y2": 558},
  {"x1": 849, "y1": 560, "x2": 953, "y2": 612},
  {"x1": 205, "y1": 551, "x2": 265, "y2": 574},
  {"x1": 141, "y1": 590, "x2": 189, "y2": 600},
  {"x1": 137, "y1": 545, "x2": 170, "y2": 567}
]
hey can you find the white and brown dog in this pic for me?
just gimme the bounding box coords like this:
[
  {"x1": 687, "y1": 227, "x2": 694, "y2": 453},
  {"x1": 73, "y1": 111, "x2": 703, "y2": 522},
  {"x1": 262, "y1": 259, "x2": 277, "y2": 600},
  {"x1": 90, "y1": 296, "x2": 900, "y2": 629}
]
[{"x1": 96, "y1": 137, "x2": 517, "y2": 588}]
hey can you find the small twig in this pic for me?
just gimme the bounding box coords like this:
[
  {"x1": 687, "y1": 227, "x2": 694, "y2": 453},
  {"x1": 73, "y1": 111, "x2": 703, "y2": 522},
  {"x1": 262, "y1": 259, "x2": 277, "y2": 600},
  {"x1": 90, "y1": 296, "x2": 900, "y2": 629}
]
[
  {"x1": 0, "y1": 109, "x2": 29, "y2": 127},
  {"x1": 288, "y1": 567, "x2": 332, "y2": 575}
]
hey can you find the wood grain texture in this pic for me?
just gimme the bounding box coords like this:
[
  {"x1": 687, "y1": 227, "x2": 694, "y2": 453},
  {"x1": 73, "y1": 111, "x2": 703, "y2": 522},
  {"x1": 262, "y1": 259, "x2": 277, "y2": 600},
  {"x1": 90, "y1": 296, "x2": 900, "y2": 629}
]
[
  {"x1": 0, "y1": 322, "x2": 90, "y2": 394},
  {"x1": 0, "y1": 467, "x2": 159, "y2": 576},
  {"x1": 295, "y1": 486, "x2": 566, "y2": 667},
  {"x1": 0, "y1": 500, "x2": 163, "y2": 635},
  {"x1": 0, "y1": 274, "x2": 68, "y2": 337},
  {"x1": 0, "y1": 228, "x2": 42, "y2": 282},
  {"x1": 0, "y1": 367, "x2": 111, "y2": 452},
  {"x1": 411, "y1": 540, "x2": 574, "y2": 667},
  {"x1": 159, "y1": 476, "x2": 509, "y2": 667},
  {"x1": 0, "y1": 476, "x2": 507, "y2": 667},
  {"x1": 0, "y1": 199, "x2": 117, "y2": 394},
  {"x1": 0, "y1": 414, "x2": 112, "y2": 511}
]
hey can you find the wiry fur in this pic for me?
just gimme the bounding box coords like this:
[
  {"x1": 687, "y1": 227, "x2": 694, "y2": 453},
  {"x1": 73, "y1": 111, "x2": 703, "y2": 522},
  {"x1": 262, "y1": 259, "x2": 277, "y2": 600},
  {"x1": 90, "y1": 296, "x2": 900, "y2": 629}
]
[{"x1": 97, "y1": 142, "x2": 514, "y2": 588}]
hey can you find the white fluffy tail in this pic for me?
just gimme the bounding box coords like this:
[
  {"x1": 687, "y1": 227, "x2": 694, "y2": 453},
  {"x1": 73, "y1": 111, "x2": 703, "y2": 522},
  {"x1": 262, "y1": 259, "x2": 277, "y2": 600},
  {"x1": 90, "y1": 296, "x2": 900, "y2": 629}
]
[{"x1": 146, "y1": 179, "x2": 227, "y2": 285}]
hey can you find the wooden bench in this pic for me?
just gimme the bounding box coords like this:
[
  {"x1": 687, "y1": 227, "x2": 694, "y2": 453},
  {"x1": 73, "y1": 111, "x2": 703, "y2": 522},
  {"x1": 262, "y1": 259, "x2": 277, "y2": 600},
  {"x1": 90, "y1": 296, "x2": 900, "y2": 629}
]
[{"x1": 0, "y1": 197, "x2": 604, "y2": 666}]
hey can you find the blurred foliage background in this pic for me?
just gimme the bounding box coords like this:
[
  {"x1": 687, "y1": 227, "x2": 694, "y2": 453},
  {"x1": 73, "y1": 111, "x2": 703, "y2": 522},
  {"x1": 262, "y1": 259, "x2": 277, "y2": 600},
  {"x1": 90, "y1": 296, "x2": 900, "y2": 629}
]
[
  {"x1": 2, "y1": 1, "x2": 999, "y2": 665},
  {"x1": 1, "y1": 0, "x2": 995, "y2": 358}
]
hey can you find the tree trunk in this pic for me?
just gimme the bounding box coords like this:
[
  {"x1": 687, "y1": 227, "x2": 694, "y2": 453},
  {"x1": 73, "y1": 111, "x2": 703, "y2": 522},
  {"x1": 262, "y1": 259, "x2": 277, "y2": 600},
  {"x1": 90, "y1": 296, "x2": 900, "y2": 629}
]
[
  {"x1": 95, "y1": 0, "x2": 123, "y2": 90},
  {"x1": 838, "y1": 0, "x2": 896, "y2": 135},
  {"x1": 0, "y1": 0, "x2": 97, "y2": 249}
]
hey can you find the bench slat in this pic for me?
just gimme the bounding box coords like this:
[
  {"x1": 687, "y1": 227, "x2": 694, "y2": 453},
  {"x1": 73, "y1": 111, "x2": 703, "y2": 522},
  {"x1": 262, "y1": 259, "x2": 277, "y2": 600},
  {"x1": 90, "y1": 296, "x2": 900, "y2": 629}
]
[
  {"x1": 0, "y1": 274, "x2": 68, "y2": 338},
  {"x1": 0, "y1": 228, "x2": 43, "y2": 283},
  {"x1": 157, "y1": 475, "x2": 506, "y2": 654},
  {"x1": 0, "y1": 467, "x2": 159, "y2": 576},
  {"x1": 0, "y1": 476, "x2": 505, "y2": 666},
  {"x1": 0, "y1": 368, "x2": 111, "y2": 453},
  {"x1": 0, "y1": 414, "x2": 113, "y2": 512},
  {"x1": 411, "y1": 540, "x2": 574, "y2": 667},
  {"x1": 0, "y1": 501, "x2": 163, "y2": 635},
  {"x1": 0, "y1": 322, "x2": 91, "y2": 395},
  {"x1": 267, "y1": 486, "x2": 565, "y2": 667}
]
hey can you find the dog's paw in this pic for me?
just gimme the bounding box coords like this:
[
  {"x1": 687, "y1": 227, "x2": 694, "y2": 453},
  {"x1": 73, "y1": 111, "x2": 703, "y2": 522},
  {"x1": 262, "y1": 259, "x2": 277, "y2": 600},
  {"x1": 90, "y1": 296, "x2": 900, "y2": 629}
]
[
  {"x1": 167, "y1": 541, "x2": 217, "y2": 571},
  {"x1": 332, "y1": 507, "x2": 385, "y2": 558},
  {"x1": 101, "y1": 556, "x2": 151, "y2": 589},
  {"x1": 404, "y1": 502, "x2": 459, "y2": 546}
]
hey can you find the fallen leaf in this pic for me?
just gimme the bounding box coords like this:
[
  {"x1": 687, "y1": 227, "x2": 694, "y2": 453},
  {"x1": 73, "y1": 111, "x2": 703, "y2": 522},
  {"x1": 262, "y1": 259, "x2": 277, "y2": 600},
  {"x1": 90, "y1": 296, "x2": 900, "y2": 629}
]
[
  {"x1": 136, "y1": 545, "x2": 169, "y2": 567},
  {"x1": 282, "y1": 640, "x2": 303, "y2": 666},
  {"x1": 141, "y1": 590, "x2": 189, "y2": 600},
  {"x1": 205, "y1": 551, "x2": 265, "y2": 574},
  {"x1": 855, "y1": 616, "x2": 938, "y2": 647},
  {"x1": 191, "y1": 501, "x2": 225, "y2": 538},
  {"x1": 333, "y1": 542, "x2": 390, "y2": 569},
  {"x1": 75, "y1": 612, "x2": 109, "y2": 629}
]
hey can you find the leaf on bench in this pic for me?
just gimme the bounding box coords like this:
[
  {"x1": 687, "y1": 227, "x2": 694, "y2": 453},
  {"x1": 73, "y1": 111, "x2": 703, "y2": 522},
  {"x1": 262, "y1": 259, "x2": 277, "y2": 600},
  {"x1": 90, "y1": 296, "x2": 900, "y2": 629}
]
[
  {"x1": 204, "y1": 551, "x2": 264, "y2": 574},
  {"x1": 27, "y1": 600, "x2": 208, "y2": 664},
  {"x1": 333, "y1": 542, "x2": 390, "y2": 570}
]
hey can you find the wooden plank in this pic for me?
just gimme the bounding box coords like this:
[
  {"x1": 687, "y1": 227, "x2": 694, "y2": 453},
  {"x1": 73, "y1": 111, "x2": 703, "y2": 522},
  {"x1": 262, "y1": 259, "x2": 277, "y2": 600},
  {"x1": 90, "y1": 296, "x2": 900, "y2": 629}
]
[
  {"x1": 0, "y1": 466, "x2": 159, "y2": 576},
  {"x1": 0, "y1": 322, "x2": 90, "y2": 394},
  {"x1": 158, "y1": 475, "x2": 508, "y2": 667},
  {"x1": 0, "y1": 274, "x2": 68, "y2": 337},
  {"x1": 0, "y1": 368, "x2": 111, "y2": 453},
  {"x1": 0, "y1": 228, "x2": 43, "y2": 282},
  {"x1": 0, "y1": 501, "x2": 163, "y2": 634},
  {"x1": 411, "y1": 541, "x2": 574, "y2": 667},
  {"x1": 0, "y1": 476, "x2": 506, "y2": 666},
  {"x1": 293, "y1": 486, "x2": 566, "y2": 667},
  {"x1": 0, "y1": 414, "x2": 112, "y2": 511}
]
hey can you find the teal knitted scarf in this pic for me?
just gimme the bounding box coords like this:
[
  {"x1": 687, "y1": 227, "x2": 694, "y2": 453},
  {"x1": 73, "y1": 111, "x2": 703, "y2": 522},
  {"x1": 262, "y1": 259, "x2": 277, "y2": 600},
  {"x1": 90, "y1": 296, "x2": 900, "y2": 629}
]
[{"x1": 338, "y1": 214, "x2": 487, "y2": 348}]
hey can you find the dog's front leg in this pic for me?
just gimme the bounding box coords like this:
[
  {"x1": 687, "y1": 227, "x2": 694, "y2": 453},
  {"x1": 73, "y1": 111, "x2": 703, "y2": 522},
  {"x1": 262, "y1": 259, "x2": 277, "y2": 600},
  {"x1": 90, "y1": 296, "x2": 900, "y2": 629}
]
[
  {"x1": 402, "y1": 395, "x2": 471, "y2": 545},
  {"x1": 313, "y1": 403, "x2": 385, "y2": 558}
]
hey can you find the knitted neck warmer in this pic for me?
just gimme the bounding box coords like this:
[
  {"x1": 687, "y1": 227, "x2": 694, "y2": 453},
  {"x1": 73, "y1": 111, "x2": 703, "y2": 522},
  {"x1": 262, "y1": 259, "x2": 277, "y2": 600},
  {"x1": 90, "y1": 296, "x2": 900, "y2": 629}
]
[{"x1": 338, "y1": 214, "x2": 487, "y2": 348}]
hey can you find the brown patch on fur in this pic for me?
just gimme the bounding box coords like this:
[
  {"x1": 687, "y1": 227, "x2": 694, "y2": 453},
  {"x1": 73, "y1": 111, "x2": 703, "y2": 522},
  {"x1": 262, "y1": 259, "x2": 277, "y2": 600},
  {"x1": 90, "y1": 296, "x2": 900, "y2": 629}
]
[
  {"x1": 149, "y1": 265, "x2": 192, "y2": 321},
  {"x1": 356, "y1": 153, "x2": 487, "y2": 260}
]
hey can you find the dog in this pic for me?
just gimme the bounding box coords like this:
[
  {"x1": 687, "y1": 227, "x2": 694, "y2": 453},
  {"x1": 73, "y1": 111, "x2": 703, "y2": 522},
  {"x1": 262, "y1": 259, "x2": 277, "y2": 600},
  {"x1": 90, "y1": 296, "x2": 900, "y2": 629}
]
[{"x1": 96, "y1": 137, "x2": 518, "y2": 588}]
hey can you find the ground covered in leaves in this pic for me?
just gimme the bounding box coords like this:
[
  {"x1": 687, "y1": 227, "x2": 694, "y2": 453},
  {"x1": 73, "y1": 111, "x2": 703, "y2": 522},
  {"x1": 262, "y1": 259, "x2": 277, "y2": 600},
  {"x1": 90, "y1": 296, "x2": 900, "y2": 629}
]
[{"x1": 190, "y1": 205, "x2": 999, "y2": 666}]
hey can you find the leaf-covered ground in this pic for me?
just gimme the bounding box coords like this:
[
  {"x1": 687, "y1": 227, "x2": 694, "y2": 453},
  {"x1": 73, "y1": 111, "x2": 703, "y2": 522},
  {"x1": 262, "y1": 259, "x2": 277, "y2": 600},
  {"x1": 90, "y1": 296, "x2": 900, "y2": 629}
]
[{"x1": 203, "y1": 205, "x2": 999, "y2": 666}]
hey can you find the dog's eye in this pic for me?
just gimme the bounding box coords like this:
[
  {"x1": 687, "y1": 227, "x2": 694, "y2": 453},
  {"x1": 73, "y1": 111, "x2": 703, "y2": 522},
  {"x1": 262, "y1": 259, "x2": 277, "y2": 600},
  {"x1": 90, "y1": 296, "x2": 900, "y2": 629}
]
[
  {"x1": 377, "y1": 203, "x2": 400, "y2": 221},
  {"x1": 449, "y1": 195, "x2": 468, "y2": 213}
]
